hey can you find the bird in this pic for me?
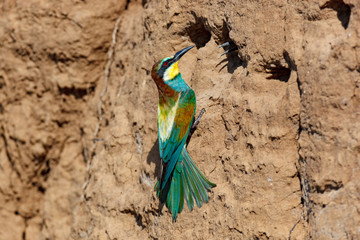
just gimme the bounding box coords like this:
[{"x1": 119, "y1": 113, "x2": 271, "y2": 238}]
[{"x1": 151, "y1": 45, "x2": 216, "y2": 221}]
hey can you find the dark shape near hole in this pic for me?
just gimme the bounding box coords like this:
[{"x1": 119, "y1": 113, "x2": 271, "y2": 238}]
[
  {"x1": 217, "y1": 42, "x2": 245, "y2": 74},
  {"x1": 217, "y1": 21, "x2": 248, "y2": 73},
  {"x1": 320, "y1": 0, "x2": 351, "y2": 29},
  {"x1": 264, "y1": 51, "x2": 294, "y2": 82},
  {"x1": 186, "y1": 14, "x2": 211, "y2": 48},
  {"x1": 265, "y1": 65, "x2": 291, "y2": 82}
]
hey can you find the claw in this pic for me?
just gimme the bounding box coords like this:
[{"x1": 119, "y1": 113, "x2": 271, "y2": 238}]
[
  {"x1": 219, "y1": 48, "x2": 238, "y2": 57},
  {"x1": 217, "y1": 42, "x2": 231, "y2": 49},
  {"x1": 217, "y1": 41, "x2": 238, "y2": 57},
  {"x1": 219, "y1": 49, "x2": 230, "y2": 57}
]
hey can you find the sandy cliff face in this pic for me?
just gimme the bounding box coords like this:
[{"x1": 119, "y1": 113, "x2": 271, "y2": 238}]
[{"x1": 0, "y1": 0, "x2": 359, "y2": 239}]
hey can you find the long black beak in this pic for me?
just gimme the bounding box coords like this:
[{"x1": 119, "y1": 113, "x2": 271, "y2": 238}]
[{"x1": 173, "y1": 45, "x2": 195, "y2": 62}]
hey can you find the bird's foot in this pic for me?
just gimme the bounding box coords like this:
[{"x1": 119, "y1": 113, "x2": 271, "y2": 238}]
[{"x1": 217, "y1": 41, "x2": 238, "y2": 57}]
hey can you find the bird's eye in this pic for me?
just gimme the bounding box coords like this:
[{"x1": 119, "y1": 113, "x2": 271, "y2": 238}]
[{"x1": 163, "y1": 61, "x2": 169, "y2": 66}]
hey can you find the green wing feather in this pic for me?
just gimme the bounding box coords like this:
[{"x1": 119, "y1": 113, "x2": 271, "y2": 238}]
[{"x1": 159, "y1": 88, "x2": 195, "y2": 189}]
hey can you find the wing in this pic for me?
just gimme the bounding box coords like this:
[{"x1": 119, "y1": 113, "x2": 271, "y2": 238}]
[{"x1": 158, "y1": 88, "x2": 196, "y2": 189}]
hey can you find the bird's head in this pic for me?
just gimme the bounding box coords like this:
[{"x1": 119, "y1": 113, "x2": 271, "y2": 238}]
[{"x1": 151, "y1": 45, "x2": 194, "y2": 82}]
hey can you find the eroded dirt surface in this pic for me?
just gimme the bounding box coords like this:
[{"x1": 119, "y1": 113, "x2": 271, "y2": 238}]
[{"x1": 0, "y1": 0, "x2": 359, "y2": 239}]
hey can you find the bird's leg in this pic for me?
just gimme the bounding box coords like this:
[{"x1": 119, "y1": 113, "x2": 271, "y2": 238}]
[{"x1": 186, "y1": 108, "x2": 206, "y2": 145}]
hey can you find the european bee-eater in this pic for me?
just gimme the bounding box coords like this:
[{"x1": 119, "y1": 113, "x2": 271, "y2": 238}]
[{"x1": 151, "y1": 45, "x2": 216, "y2": 221}]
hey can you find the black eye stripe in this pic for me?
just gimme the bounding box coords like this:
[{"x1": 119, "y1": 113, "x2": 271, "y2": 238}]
[{"x1": 157, "y1": 59, "x2": 173, "y2": 78}]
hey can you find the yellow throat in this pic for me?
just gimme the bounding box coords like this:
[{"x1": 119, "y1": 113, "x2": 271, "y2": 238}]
[{"x1": 164, "y1": 61, "x2": 179, "y2": 81}]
